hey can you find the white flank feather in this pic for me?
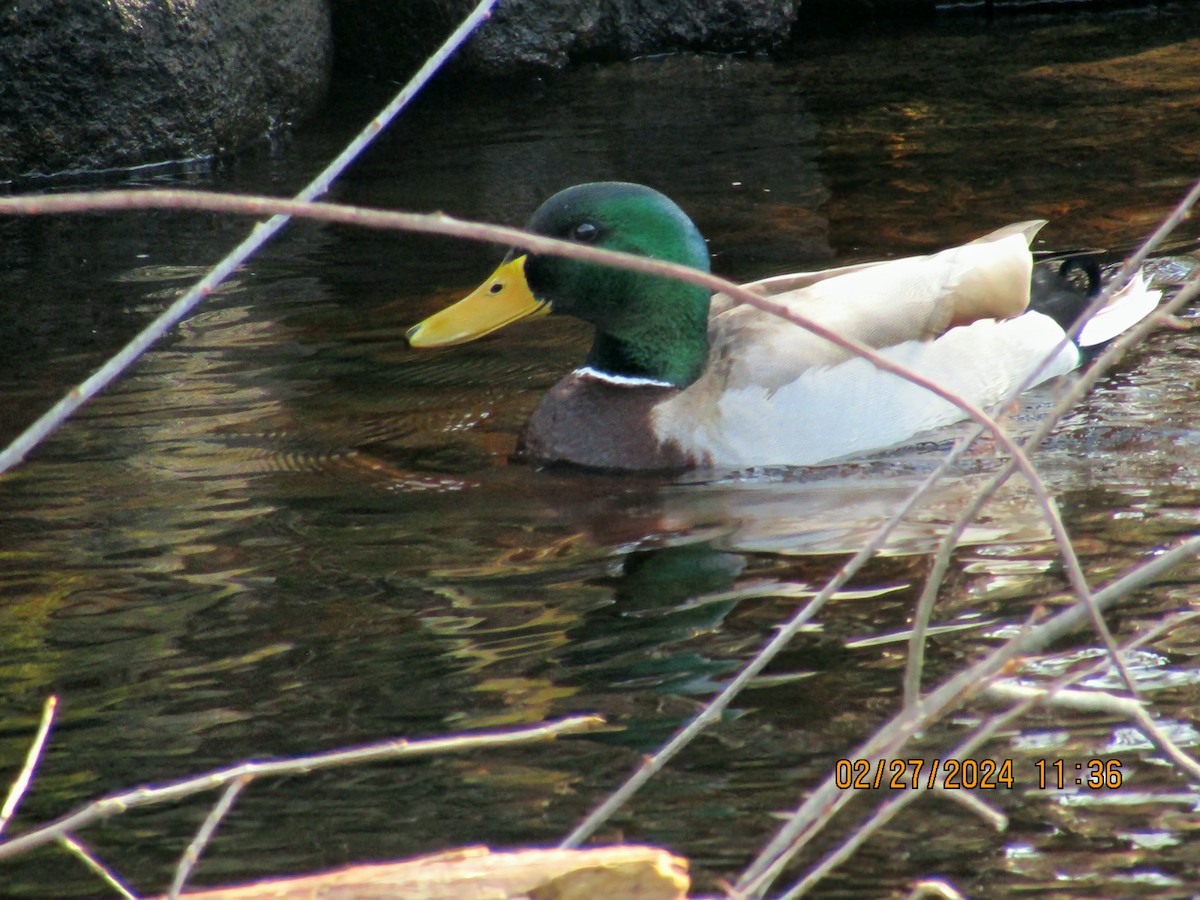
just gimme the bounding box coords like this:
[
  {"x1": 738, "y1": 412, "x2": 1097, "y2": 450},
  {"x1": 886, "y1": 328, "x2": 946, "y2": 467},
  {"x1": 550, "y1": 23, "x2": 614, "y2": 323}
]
[
  {"x1": 1076, "y1": 271, "x2": 1162, "y2": 348},
  {"x1": 658, "y1": 312, "x2": 1080, "y2": 468}
]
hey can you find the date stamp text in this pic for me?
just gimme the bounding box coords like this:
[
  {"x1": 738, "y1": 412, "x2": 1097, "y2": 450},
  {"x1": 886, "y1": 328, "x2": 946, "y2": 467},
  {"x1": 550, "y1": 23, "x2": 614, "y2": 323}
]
[{"x1": 833, "y1": 758, "x2": 1124, "y2": 790}]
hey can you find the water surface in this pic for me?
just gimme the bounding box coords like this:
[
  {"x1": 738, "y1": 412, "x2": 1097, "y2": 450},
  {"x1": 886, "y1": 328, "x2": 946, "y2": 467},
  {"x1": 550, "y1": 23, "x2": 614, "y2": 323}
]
[{"x1": 2, "y1": 7, "x2": 1200, "y2": 897}]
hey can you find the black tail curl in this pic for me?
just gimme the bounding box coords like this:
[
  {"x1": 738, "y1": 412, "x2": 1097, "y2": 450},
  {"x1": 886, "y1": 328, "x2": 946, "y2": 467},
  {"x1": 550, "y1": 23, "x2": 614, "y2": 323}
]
[{"x1": 1029, "y1": 256, "x2": 1102, "y2": 332}]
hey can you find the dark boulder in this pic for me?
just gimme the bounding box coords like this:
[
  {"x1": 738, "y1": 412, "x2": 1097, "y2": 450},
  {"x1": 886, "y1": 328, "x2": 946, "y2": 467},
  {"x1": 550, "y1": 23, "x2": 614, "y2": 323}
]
[
  {"x1": 332, "y1": 0, "x2": 802, "y2": 77},
  {"x1": 0, "y1": 0, "x2": 332, "y2": 181},
  {"x1": 799, "y1": 0, "x2": 935, "y2": 26}
]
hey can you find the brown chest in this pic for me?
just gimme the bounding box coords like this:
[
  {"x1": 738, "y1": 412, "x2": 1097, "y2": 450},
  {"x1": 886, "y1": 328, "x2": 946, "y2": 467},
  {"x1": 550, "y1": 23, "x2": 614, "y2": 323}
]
[{"x1": 514, "y1": 374, "x2": 701, "y2": 471}]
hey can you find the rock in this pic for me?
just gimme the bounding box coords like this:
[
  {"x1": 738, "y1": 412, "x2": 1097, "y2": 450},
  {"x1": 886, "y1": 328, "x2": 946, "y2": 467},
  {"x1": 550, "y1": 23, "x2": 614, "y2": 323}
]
[
  {"x1": 798, "y1": 0, "x2": 935, "y2": 25},
  {"x1": 0, "y1": 0, "x2": 332, "y2": 182},
  {"x1": 332, "y1": 0, "x2": 801, "y2": 77}
]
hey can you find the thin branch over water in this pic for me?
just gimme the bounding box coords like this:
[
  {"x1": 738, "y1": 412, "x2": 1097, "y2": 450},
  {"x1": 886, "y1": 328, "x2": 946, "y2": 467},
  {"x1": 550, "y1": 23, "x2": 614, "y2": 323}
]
[
  {"x1": 738, "y1": 535, "x2": 1200, "y2": 897},
  {"x1": 0, "y1": 0, "x2": 500, "y2": 474},
  {"x1": 0, "y1": 695, "x2": 57, "y2": 836},
  {"x1": 0, "y1": 715, "x2": 604, "y2": 862}
]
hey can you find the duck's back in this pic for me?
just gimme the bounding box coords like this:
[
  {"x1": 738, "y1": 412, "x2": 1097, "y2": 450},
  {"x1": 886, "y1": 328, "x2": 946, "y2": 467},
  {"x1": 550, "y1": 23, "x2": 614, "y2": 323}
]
[
  {"x1": 652, "y1": 222, "x2": 1080, "y2": 468},
  {"x1": 706, "y1": 223, "x2": 1043, "y2": 391}
]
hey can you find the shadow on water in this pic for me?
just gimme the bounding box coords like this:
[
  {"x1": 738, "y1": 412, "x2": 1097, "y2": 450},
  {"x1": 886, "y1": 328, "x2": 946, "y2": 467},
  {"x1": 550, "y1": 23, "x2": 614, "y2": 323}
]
[{"x1": 2, "y1": 7, "x2": 1200, "y2": 897}]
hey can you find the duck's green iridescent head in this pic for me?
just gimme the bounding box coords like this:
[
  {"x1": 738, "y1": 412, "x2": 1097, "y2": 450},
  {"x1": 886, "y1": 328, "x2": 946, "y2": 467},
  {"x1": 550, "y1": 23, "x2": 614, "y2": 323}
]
[{"x1": 407, "y1": 182, "x2": 713, "y2": 388}]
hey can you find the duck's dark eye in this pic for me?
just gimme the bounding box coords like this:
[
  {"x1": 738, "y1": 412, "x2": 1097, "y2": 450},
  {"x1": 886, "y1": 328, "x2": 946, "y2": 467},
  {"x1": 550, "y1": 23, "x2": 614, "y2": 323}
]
[{"x1": 571, "y1": 222, "x2": 599, "y2": 243}]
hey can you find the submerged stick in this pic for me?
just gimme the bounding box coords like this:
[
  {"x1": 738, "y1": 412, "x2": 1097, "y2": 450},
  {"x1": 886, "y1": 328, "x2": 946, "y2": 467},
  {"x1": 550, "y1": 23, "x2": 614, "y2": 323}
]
[{"x1": 58, "y1": 833, "x2": 140, "y2": 900}]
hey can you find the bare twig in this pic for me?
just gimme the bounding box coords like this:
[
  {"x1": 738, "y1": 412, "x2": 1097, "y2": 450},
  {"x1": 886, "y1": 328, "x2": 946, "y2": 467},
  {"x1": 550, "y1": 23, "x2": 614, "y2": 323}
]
[
  {"x1": 0, "y1": 715, "x2": 603, "y2": 861},
  {"x1": 1127, "y1": 703, "x2": 1200, "y2": 784},
  {"x1": 0, "y1": 695, "x2": 58, "y2": 835},
  {"x1": 738, "y1": 535, "x2": 1200, "y2": 897},
  {"x1": 168, "y1": 777, "x2": 250, "y2": 900},
  {"x1": 932, "y1": 787, "x2": 1008, "y2": 832},
  {"x1": 983, "y1": 680, "x2": 1144, "y2": 717},
  {"x1": 906, "y1": 273, "x2": 1200, "y2": 707},
  {"x1": 57, "y1": 832, "x2": 140, "y2": 900},
  {"x1": 0, "y1": 0, "x2": 499, "y2": 474},
  {"x1": 770, "y1": 610, "x2": 1200, "y2": 898},
  {"x1": 772, "y1": 788, "x2": 905, "y2": 900}
]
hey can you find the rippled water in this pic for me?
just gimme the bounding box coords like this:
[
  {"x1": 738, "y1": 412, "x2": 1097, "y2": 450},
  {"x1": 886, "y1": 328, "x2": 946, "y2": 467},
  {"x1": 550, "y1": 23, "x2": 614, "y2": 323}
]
[{"x1": 3, "y1": 8, "x2": 1200, "y2": 898}]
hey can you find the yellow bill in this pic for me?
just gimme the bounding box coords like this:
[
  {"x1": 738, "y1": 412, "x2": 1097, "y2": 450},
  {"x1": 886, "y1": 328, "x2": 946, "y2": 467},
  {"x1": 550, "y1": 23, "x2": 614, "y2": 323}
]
[{"x1": 406, "y1": 255, "x2": 550, "y2": 348}]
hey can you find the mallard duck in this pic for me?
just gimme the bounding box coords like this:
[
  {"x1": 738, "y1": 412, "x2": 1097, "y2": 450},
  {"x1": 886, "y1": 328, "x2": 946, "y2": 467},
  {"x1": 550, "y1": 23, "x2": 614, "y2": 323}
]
[{"x1": 406, "y1": 182, "x2": 1160, "y2": 470}]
